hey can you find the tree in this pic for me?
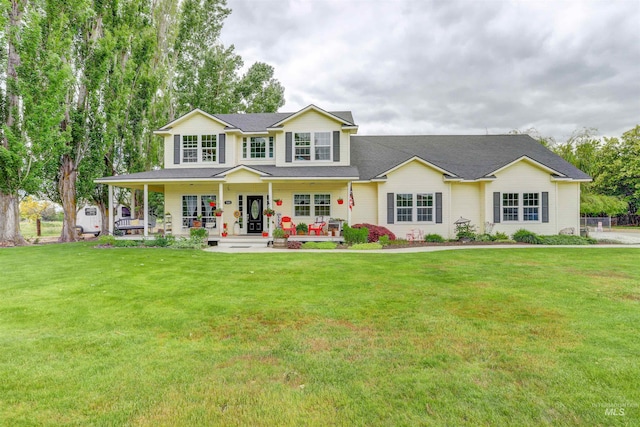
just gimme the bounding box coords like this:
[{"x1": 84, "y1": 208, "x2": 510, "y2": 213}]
[{"x1": 593, "y1": 125, "x2": 640, "y2": 217}]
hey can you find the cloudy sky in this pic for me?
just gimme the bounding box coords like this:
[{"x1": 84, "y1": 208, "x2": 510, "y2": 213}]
[{"x1": 220, "y1": 0, "x2": 640, "y2": 143}]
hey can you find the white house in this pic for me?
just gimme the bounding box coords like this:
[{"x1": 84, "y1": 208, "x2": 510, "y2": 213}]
[{"x1": 96, "y1": 104, "x2": 591, "y2": 239}]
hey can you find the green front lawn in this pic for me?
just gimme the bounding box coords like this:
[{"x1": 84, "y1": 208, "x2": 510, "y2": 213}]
[{"x1": 1, "y1": 244, "x2": 638, "y2": 425}]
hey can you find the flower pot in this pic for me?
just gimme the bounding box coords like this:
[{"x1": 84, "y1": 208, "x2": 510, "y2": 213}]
[
  {"x1": 276, "y1": 200, "x2": 282, "y2": 206},
  {"x1": 337, "y1": 199, "x2": 344, "y2": 205},
  {"x1": 221, "y1": 232, "x2": 228, "y2": 237},
  {"x1": 209, "y1": 202, "x2": 216, "y2": 207},
  {"x1": 262, "y1": 232, "x2": 269, "y2": 237},
  {"x1": 192, "y1": 220, "x2": 202, "y2": 228},
  {"x1": 215, "y1": 213, "x2": 222, "y2": 217},
  {"x1": 266, "y1": 214, "x2": 272, "y2": 218}
]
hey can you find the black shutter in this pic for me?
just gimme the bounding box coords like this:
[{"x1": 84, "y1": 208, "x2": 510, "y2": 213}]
[
  {"x1": 493, "y1": 192, "x2": 501, "y2": 223},
  {"x1": 542, "y1": 192, "x2": 549, "y2": 223},
  {"x1": 285, "y1": 132, "x2": 292, "y2": 163},
  {"x1": 333, "y1": 130, "x2": 340, "y2": 162},
  {"x1": 435, "y1": 192, "x2": 442, "y2": 223},
  {"x1": 173, "y1": 134, "x2": 181, "y2": 165},
  {"x1": 387, "y1": 193, "x2": 395, "y2": 224},
  {"x1": 218, "y1": 134, "x2": 226, "y2": 163}
]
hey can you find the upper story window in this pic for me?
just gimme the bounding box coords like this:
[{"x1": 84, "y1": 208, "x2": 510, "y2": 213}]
[
  {"x1": 201, "y1": 135, "x2": 217, "y2": 162},
  {"x1": 314, "y1": 132, "x2": 331, "y2": 160},
  {"x1": 295, "y1": 132, "x2": 332, "y2": 162},
  {"x1": 183, "y1": 135, "x2": 216, "y2": 163},
  {"x1": 182, "y1": 135, "x2": 198, "y2": 163},
  {"x1": 242, "y1": 137, "x2": 274, "y2": 160},
  {"x1": 294, "y1": 133, "x2": 311, "y2": 161}
]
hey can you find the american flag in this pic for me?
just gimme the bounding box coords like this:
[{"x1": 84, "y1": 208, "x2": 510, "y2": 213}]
[{"x1": 349, "y1": 188, "x2": 355, "y2": 210}]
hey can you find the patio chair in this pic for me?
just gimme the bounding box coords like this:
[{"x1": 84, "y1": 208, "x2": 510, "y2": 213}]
[
  {"x1": 280, "y1": 216, "x2": 296, "y2": 235},
  {"x1": 308, "y1": 216, "x2": 327, "y2": 236}
]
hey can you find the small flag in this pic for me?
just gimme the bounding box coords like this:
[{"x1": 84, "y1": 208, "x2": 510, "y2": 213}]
[{"x1": 349, "y1": 188, "x2": 355, "y2": 211}]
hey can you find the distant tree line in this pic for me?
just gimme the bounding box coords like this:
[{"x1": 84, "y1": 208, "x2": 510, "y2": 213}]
[{"x1": 0, "y1": 0, "x2": 285, "y2": 245}]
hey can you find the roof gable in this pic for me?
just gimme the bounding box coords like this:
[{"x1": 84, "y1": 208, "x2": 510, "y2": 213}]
[
  {"x1": 375, "y1": 156, "x2": 457, "y2": 179},
  {"x1": 155, "y1": 109, "x2": 234, "y2": 133},
  {"x1": 269, "y1": 104, "x2": 356, "y2": 128}
]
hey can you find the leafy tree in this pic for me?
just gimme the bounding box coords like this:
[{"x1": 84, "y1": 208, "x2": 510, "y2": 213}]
[{"x1": 19, "y1": 196, "x2": 54, "y2": 222}]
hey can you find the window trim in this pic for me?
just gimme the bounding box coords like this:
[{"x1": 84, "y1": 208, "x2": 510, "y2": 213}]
[
  {"x1": 182, "y1": 135, "x2": 218, "y2": 164},
  {"x1": 501, "y1": 192, "x2": 541, "y2": 223},
  {"x1": 395, "y1": 192, "x2": 434, "y2": 223},
  {"x1": 293, "y1": 131, "x2": 333, "y2": 162},
  {"x1": 293, "y1": 193, "x2": 332, "y2": 217},
  {"x1": 242, "y1": 136, "x2": 274, "y2": 160}
]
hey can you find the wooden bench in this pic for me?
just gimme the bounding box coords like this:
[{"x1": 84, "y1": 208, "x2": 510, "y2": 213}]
[{"x1": 115, "y1": 216, "x2": 156, "y2": 235}]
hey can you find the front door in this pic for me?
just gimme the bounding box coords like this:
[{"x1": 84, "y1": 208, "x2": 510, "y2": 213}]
[{"x1": 246, "y1": 196, "x2": 263, "y2": 234}]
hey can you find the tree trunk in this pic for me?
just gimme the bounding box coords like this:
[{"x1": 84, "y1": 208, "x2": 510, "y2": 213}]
[
  {"x1": 97, "y1": 200, "x2": 108, "y2": 235},
  {"x1": 0, "y1": 193, "x2": 26, "y2": 246},
  {"x1": 58, "y1": 154, "x2": 78, "y2": 242}
]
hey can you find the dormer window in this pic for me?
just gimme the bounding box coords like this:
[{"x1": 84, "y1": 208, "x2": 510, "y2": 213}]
[
  {"x1": 242, "y1": 137, "x2": 274, "y2": 159},
  {"x1": 182, "y1": 134, "x2": 217, "y2": 163},
  {"x1": 294, "y1": 133, "x2": 311, "y2": 161},
  {"x1": 314, "y1": 132, "x2": 331, "y2": 160},
  {"x1": 294, "y1": 132, "x2": 332, "y2": 162}
]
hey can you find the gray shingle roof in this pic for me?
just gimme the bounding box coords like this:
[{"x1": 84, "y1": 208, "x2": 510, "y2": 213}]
[
  {"x1": 351, "y1": 135, "x2": 591, "y2": 181},
  {"x1": 96, "y1": 165, "x2": 359, "y2": 182},
  {"x1": 211, "y1": 111, "x2": 355, "y2": 132}
]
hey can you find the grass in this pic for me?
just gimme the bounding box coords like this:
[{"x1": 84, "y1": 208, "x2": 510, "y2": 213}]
[
  {"x1": 19, "y1": 220, "x2": 62, "y2": 239},
  {"x1": 1, "y1": 244, "x2": 639, "y2": 425}
]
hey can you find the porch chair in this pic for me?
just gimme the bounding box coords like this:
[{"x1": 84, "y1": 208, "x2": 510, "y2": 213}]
[
  {"x1": 308, "y1": 216, "x2": 327, "y2": 236},
  {"x1": 280, "y1": 216, "x2": 296, "y2": 235}
]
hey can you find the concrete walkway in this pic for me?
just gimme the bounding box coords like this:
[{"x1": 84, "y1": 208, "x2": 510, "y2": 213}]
[
  {"x1": 589, "y1": 231, "x2": 640, "y2": 244},
  {"x1": 204, "y1": 242, "x2": 639, "y2": 254}
]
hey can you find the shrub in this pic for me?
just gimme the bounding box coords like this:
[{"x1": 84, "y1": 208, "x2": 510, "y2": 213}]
[
  {"x1": 190, "y1": 227, "x2": 208, "y2": 239},
  {"x1": 512, "y1": 229, "x2": 541, "y2": 244},
  {"x1": 301, "y1": 242, "x2": 337, "y2": 250},
  {"x1": 455, "y1": 222, "x2": 476, "y2": 241},
  {"x1": 351, "y1": 223, "x2": 396, "y2": 242},
  {"x1": 475, "y1": 233, "x2": 496, "y2": 242},
  {"x1": 424, "y1": 233, "x2": 444, "y2": 243},
  {"x1": 287, "y1": 240, "x2": 302, "y2": 249},
  {"x1": 348, "y1": 242, "x2": 383, "y2": 250},
  {"x1": 343, "y1": 224, "x2": 369, "y2": 245},
  {"x1": 273, "y1": 228, "x2": 288, "y2": 238},
  {"x1": 494, "y1": 231, "x2": 509, "y2": 241},
  {"x1": 378, "y1": 235, "x2": 390, "y2": 246},
  {"x1": 97, "y1": 235, "x2": 116, "y2": 246},
  {"x1": 537, "y1": 235, "x2": 596, "y2": 245}
]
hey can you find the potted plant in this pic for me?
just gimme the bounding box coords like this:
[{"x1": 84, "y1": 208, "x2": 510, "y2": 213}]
[
  {"x1": 214, "y1": 208, "x2": 223, "y2": 217},
  {"x1": 272, "y1": 227, "x2": 288, "y2": 248},
  {"x1": 221, "y1": 223, "x2": 228, "y2": 237},
  {"x1": 263, "y1": 208, "x2": 275, "y2": 217},
  {"x1": 262, "y1": 231, "x2": 269, "y2": 237},
  {"x1": 193, "y1": 215, "x2": 202, "y2": 228},
  {"x1": 274, "y1": 198, "x2": 283, "y2": 206},
  {"x1": 337, "y1": 197, "x2": 344, "y2": 205},
  {"x1": 207, "y1": 199, "x2": 216, "y2": 207},
  {"x1": 296, "y1": 222, "x2": 308, "y2": 235}
]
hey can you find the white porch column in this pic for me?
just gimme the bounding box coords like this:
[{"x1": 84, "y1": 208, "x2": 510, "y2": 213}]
[
  {"x1": 130, "y1": 190, "x2": 136, "y2": 218},
  {"x1": 268, "y1": 181, "x2": 273, "y2": 236},
  {"x1": 108, "y1": 184, "x2": 114, "y2": 236},
  {"x1": 143, "y1": 184, "x2": 149, "y2": 237},
  {"x1": 219, "y1": 182, "x2": 224, "y2": 236}
]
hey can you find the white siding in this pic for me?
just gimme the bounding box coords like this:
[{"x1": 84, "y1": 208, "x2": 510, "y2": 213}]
[
  {"x1": 486, "y1": 160, "x2": 558, "y2": 235},
  {"x1": 275, "y1": 110, "x2": 349, "y2": 167},
  {"x1": 377, "y1": 160, "x2": 450, "y2": 238}
]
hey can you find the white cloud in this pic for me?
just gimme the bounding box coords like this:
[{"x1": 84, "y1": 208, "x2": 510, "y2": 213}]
[{"x1": 221, "y1": 0, "x2": 640, "y2": 142}]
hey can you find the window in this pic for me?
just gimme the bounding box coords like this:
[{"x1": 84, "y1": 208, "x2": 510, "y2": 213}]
[
  {"x1": 242, "y1": 137, "x2": 274, "y2": 159},
  {"x1": 201, "y1": 135, "x2": 217, "y2": 162},
  {"x1": 396, "y1": 194, "x2": 413, "y2": 222},
  {"x1": 523, "y1": 193, "x2": 539, "y2": 221},
  {"x1": 182, "y1": 195, "x2": 217, "y2": 228},
  {"x1": 416, "y1": 193, "x2": 433, "y2": 222},
  {"x1": 314, "y1": 194, "x2": 331, "y2": 217},
  {"x1": 295, "y1": 132, "x2": 333, "y2": 162},
  {"x1": 294, "y1": 194, "x2": 311, "y2": 216},
  {"x1": 314, "y1": 132, "x2": 331, "y2": 160},
  {"x1": 502, "y1": 193, "x2": 519, "y2": 221},
  {"x1": 85, "y1": 207, "x2": 97, "y2": 216},
  {"x1": 182, "y1": 135, "x2": 198, "y2": 163},
  {"x1": 294, "y1": 133, "x2": 311, "y2": 161},
  {"x1": 502, "y1": 192, "x2": 540, "y2": 222}
]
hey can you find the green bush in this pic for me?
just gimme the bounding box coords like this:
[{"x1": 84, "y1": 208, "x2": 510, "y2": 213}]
[
  {"x1": 494, "y1": 232, "x2": 509, "y2": 240},
  {"x1": 344, "y1": 224, "x2": 368, "y2": 245},
  {"x1": 455, "y1": 222, "x2": 476, "y2": 241},
  {"x1": 537, "y1": 235, "x2": 596, "y2": 245},
  {"x1": 301, "y1": 242, "x2": 337, "y2": 250},
  {"x1": 378, "y1": 235, "x2": 390, "y2": 246},
  {"x1": 512, "y1": 229, "x2": 541, "y2": 244},
  {"x1": 424, "y1": 233, "x2": 445, "y2": 243},
  {"x1": 97, "y1": 235, "x2": 116, "y2": 246},
  {"x1": 475, "y1": 233, "x2": 496, "y2": 242},
  {"x1": 348, "y1": 242, "x2": 383, "y2": 250},
  {"x1": 190, "y1": 227, "x2": 208, "y2": 239}
]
